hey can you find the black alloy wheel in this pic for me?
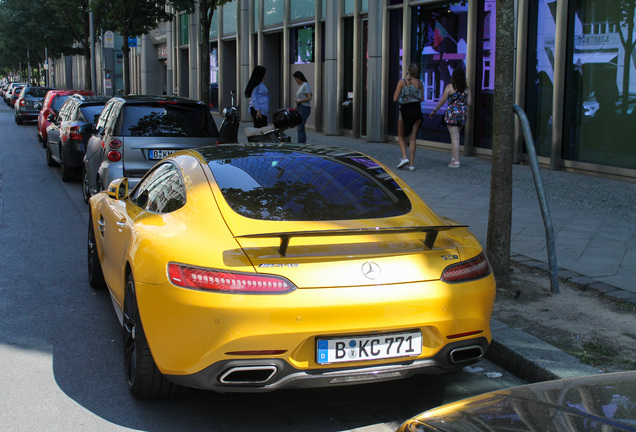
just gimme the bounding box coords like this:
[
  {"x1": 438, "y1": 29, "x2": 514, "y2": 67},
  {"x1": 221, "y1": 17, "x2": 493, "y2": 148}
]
[
  {"x1": 46, "y1": 144, "x2": 58, "y2": 167},
  {"x1": 60, "y1": 146, "x2": 76, "y2": 182},
  {"x1": 87, "y1": 216, "x2": 106, "y2": 290},
  {"x1": 82, "y1": 166, "x2": 91, "y2": 204},
  {"x1": 123, "y1": 273, "x2": 182, "y2": 399}
]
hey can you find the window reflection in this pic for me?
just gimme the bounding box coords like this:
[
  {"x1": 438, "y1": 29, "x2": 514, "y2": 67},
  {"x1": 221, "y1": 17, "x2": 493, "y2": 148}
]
[
  {"x1": 572, "y1": 0, "x2": 636, "y2": 169},
  {"x1": 207, "y1": 147, "x2": 412, "y2": 221}
]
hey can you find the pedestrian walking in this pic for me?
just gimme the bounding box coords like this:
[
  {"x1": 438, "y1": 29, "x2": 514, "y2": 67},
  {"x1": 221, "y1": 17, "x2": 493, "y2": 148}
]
[
  {"x1": 245, "y1": 65, "x2": 270, "y2": 128},
  {"x1": 430, "y1": 67, "x2": 471, "y2": 168},
  {"x1": 293, "y1": 71, "x2": 312, "y2": 143},
  {"x1": 393, "y1": 62, "x2": 424, "y2": 171}
]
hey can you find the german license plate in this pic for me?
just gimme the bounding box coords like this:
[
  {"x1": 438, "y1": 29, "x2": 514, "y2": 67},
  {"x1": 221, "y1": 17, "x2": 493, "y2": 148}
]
[
  {"x1": 149, "y1": 149, "x2": 177, "y2": 160},
  {"x1": 316, "y1": 330, "x2": 422, "y2": 364}
]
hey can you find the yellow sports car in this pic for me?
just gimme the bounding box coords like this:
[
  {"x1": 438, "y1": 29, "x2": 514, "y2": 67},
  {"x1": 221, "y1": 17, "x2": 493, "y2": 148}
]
[{"x1": 87, "y1": 143, "x2": 496, "y2": 398}]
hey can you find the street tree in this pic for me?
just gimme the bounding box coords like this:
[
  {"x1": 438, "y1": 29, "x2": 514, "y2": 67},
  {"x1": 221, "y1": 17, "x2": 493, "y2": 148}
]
[
  {"x1": 48, "y1": 0, "x2": 103, "y2": 90},
  {"x1": 92, "y1": 0, "x2": 194, "y2": 95},
  {"x1": 0, "y1": 0, "x2": 76, "y2": 79},
  {"x1": 197, "y1": 0, "x2": 233, "y2": 107},
  {"x1": 486, "y1": 0, "x2": 515, "y2": 281}
]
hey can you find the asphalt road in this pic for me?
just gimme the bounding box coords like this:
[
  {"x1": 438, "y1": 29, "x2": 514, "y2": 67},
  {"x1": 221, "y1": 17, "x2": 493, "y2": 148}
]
[{"x1": 0, "y1": 100, "x2": 524, "y2": 432}]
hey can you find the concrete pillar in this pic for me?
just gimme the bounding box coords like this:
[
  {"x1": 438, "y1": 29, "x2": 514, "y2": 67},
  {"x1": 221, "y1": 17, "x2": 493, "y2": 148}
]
[
  {"x1": 324, "y1": 0, "x2": 340, "y2": 135},
  {"x1": 366, "y1": 0, "x2": 384, "y2": 142},
  {"x1": 239, "y1": 0, "x2": 251, "y2": 120}
]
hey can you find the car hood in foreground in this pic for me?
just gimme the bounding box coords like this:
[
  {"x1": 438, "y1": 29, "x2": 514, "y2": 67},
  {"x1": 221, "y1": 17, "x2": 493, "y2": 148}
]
[{"x1": 397, "y1": 371, "x2": 636, "y2": 431}]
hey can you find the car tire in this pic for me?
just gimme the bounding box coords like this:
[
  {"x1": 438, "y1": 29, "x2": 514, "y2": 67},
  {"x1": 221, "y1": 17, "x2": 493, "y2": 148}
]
[
  {"x1": 82, "y1": 166, "x2": 92, "y2": 204},
  {"x1": 16, "y1": 115, "x2": 23, "y2": 125},
  {"x1": 123, "y1": 273, "x2": 183, "y2": 399},
  {"x1": 60, "y1": 151, "x2": 77, "y2": 182},
  {"x1": 41, "y1": 132, "x2": 47, "y2": 148},
  {"x1": 46, "y1": 145, "x2": 58, "y2": 167},
  {"x1": 87, "y1": 217, "x2": 106, "y2": 290}
]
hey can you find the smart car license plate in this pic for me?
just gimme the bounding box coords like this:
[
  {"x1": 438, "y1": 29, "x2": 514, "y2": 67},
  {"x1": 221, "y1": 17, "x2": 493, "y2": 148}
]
[
  {"x1": 316, "y1": 330, "x2": 422, "y2": 364},
  {"x1": 149, "y1": 149, "x2": 176, "y2": 160}
]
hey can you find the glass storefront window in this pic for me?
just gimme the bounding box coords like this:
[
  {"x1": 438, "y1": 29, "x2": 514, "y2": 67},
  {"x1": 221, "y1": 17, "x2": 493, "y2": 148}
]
[
  {"x1": 180, "y1": 14, "x2": 189, "y2": 46},
  {"x1": 223, "y1": 1, "x2": 237, "y2": 35},
  {"x1": 525, "y1": 0, "x2": 556, "y2": 158},
  {"x1": 253, "y1": 0, "x2": 259, "y2": 31},
  {"x1": 291, "y1": 26, "x2": 315, "y2": 63},
  {"x1": 264, "y1": 0, "x2": 284, "y2": 27},
  {"x1": 345, "y1": 0, "x2": 354, "y2": 15},
  {"x1": 291, "y1": 0, "x2": 315, "y2": 21},
  {"x1": 568, "y1": 0, "x2": 636, "y2": 169},
  {"x1": 209, "y1": 7, "x2": 219, "y2": 39},
  {"x1": 410, "y1": 3, "x2": 469, "y2": 144}
]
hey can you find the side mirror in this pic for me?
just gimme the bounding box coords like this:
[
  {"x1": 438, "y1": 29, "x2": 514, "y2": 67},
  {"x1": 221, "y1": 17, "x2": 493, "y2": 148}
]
[
  {"x1": 47, "y1": 113, "x2": 55, "y2": 122},
  {"x1": 107, "y1": 178, "x2": 129, "y2": 200}
]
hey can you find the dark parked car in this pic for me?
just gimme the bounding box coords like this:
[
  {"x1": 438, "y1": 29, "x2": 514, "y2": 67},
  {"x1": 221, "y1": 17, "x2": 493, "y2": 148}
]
[
  {"x1": 45, "y1": 94, "x2": 110, "y2": 181},
  {"x1": 396, "y1": 371, "x2": 636, "y2": 431},
  {"x1": 37, "y1": 89, "x2": 94, "y2": 144},
  {"x1": 82, "y1": 95, "x2": 219, "y2": 202},
  {"x1": 15, "y1": 86, "x2": 53, "y2": 124}
]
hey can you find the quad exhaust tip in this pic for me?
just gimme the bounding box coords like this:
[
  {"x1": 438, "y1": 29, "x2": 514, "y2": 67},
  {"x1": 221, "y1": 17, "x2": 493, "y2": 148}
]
[
  {"x1": 219, "y1": 365, "x2": 278, "y2": 384},
  {"x1": 449, "y1": 345, "x2": 484, "y2": 364}
]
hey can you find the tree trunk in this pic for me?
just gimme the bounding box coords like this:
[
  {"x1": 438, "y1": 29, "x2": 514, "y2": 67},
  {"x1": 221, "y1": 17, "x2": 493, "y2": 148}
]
[
  {"x1": 84, "y1": 43, "x2": 92, "y2": 91},
  {"x1": 122, "y1": 36, "x2": 131, "y2": 95},
  {"x1": 486, "y1": 0, "x2": 515, "y2": 282}
]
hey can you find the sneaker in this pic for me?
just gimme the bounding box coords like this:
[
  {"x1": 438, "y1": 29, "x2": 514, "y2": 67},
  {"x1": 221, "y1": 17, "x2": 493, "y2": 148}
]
[
  {"x1": 448, "y1": 161, "x2": 460, "y2": 168},
  {"x1": 397, "y1": 158, "x2": 409, "y2": 169},
  {"x1": 409, "y1": 165, "x2": 415, "y2": 171}
]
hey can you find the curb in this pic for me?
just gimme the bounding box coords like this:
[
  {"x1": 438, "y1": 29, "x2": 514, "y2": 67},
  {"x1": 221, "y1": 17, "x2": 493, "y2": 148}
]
[
  {"x1": 487, "y1": 255, "x2": 635, "y2": 383},
  {"x1": 487, "y1": 319, "x2": 603, "y2": 383}
]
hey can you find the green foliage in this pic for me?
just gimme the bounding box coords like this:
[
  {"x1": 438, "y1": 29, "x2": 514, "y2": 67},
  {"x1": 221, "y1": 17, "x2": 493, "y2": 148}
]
[{"x1": 0, "y1": 0, "x2": 77, "y2": 71}]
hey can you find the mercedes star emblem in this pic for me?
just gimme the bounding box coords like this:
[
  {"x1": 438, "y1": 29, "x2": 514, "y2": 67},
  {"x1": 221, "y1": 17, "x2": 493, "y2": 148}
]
[{"x1": 361, "y1": 261, "x2": 381, "y2": 280}]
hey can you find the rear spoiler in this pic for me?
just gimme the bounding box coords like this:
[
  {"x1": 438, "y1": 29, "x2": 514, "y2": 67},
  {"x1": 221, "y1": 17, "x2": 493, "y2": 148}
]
[{"x1": 236, "y1": 225, "x2": 468, "y2": 257}]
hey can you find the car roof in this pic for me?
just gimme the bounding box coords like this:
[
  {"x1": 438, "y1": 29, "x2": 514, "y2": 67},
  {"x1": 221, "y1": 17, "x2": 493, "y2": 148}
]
[
  {"x1": 111, "y1": 95, "x2": 206, "y2": 106},
  {"x1": 47, "y1": 89, "x2": 95, "y2": 96},
  {"x1": 71, "y1": 95, "x2": 111, "y2": 103},
  {"x1": 195, "y1": 143, "x2": 368, "y2": 163}
]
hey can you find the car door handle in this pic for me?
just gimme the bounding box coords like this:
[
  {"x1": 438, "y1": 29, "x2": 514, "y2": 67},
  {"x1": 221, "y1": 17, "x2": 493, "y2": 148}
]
[{"x1": 97, "y1": 218, "x2": 105, "y2": 234}]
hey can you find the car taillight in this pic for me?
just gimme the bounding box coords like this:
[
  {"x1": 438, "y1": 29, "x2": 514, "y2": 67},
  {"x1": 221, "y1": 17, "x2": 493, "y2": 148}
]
[
  {"x1": 108, "y1": 151, "x2": 121, "y2": 162},
  {"x1": 168, "y1": 263, "x2": 297, "y2": 294},
  {"x1": 109, "y1": 138, "x2": 122, "y2": 149},
  {"x1": 69, "y1": 126, "x2": 82, "y2": 141},
  {"x1": 19, "y1": 99, "x2": 25, "y2": 106},
  {"x1": 441, "y1": 252, "x2": 491, "y2": 283}
]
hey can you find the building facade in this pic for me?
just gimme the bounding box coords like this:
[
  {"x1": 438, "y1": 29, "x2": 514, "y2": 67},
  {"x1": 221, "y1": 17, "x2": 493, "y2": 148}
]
[{"x1": 71, "y1": 0, "x2": 636, "y2": 179}]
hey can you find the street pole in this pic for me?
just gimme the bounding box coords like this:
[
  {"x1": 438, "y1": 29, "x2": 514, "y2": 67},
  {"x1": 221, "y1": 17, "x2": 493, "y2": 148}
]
[{"x1": 90, "y1": 7, "x2": 97, "y2": 93}]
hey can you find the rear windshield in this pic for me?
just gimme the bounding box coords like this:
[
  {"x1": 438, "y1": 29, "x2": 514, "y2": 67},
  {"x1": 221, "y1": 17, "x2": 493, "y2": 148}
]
[
  {"x1": 208, "y1": 149, "x2": 412, "y2": 221},
  {"x1": 80, "y1": 105, "x2": 106, "y2": 125},
  {"x1": 26, "y1": 88, "x2": 50, "y2": 98},
  {"x1": 53, "y1": 95, "x2": 72, "y2": 111},
  {"x1": 118, "y1": 103, "x2": 218, "y2": 137}
]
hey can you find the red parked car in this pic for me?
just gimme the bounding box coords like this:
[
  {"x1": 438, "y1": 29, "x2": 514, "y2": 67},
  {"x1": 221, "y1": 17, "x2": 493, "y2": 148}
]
[{"x1": 38, "y1": 89, "x2": 94, "y2": 144}]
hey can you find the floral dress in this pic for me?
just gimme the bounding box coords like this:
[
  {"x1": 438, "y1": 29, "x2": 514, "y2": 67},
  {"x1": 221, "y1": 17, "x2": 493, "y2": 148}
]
[{"x1": 444, "y1": 91, "x2": 468, "y2": 126}]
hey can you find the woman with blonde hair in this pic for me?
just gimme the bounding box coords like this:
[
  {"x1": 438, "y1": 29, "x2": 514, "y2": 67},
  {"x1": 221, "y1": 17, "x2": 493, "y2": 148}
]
[
  {"x1": 430, "y1": 67, "x2": 472, "y2": 168},
  {"x1": 393, "y1": 62, "x2": 423, "y2": 171}
]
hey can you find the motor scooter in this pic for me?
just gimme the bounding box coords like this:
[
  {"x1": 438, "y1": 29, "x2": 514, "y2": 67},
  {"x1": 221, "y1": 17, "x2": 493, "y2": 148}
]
[
  {"x1": 217, "y1": 90, "x2": 302, "y2": 144},
  {"x1": 243, "y1": 108, "x2": 302, "y2": 143},
  {"x1": 217, "y1": 90, "x2": 240, "y2": 143}
]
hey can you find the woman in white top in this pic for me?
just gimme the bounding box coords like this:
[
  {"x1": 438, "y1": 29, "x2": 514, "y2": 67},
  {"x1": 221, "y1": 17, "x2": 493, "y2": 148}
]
[{"x1": 293, "y1": 71, "x2": 312, "y2": 143}]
